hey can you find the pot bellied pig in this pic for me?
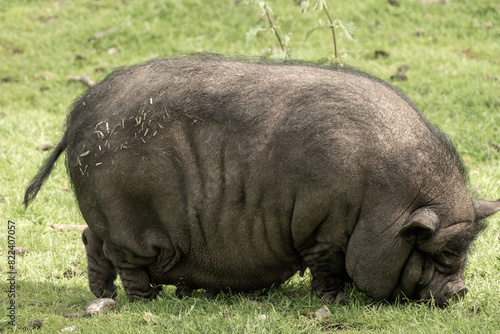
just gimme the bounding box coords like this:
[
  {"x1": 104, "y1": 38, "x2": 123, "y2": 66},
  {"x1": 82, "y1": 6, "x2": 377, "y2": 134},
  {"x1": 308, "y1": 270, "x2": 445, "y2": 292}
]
[{"x1": 25, "y1": 55, "x2": 500, "y2": 306}]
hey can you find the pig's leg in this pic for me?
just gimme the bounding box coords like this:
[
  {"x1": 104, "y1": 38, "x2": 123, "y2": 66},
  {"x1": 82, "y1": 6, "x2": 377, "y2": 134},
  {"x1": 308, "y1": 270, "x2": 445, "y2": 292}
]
[
  {"x1": 175, "y1": 285, "x2": 192, "y2": 298},
  {"x1": 102, "y1": 242, "x2": 161, "y2": 302},
  {"x1": 82, "y1": 228, "x2": 118, "y2": 299},
  {"x1": 117, "y1": 267, "x2": 162, "y2": 302},
  {"x1": 301, "y1": 244, "x2": 351, "y2": 304}
]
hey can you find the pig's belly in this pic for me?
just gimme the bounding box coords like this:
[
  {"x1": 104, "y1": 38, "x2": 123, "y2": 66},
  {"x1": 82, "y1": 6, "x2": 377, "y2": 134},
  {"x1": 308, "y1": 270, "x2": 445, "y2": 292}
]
[{"x1": 147, "y1": 252, "x2": 303, "y2": 291}]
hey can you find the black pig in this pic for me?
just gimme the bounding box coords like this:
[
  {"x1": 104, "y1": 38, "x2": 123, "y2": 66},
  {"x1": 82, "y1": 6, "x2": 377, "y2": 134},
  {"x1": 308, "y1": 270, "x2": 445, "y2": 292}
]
[{"x1": 25, "y1": 55, "x2": 500, "y2": 306}]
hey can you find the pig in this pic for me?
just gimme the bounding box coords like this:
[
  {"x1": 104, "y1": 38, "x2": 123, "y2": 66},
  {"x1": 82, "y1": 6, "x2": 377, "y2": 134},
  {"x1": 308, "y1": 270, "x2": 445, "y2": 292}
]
[{"x1": 24, "y1": 55, "x2": 500, "y2": 306}]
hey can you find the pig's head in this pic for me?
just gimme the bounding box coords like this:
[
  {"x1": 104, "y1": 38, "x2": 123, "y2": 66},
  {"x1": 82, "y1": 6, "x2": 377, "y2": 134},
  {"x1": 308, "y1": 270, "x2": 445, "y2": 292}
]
[{"x1": 346, "y1": 198, "x2": 500, "y2": 306}]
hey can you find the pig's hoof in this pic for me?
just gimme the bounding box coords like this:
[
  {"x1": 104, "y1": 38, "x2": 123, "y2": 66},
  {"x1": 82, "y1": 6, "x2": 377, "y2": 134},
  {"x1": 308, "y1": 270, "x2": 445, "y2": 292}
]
[
  {"x1": 321, "y1": 291, "x2": 350, "y2": 305},
  {"x1": 175, "y1": 285, "x2": 192, "y2": 298},
  {"x1": 202, "y1": 289, "x2": 217, "y2": 299},
  {"x1": 90, "y1": 283, "x2": 118, "y2": 300},
  {"x1": 127, "y1": 284, "x2": 161, "y2": 302}
]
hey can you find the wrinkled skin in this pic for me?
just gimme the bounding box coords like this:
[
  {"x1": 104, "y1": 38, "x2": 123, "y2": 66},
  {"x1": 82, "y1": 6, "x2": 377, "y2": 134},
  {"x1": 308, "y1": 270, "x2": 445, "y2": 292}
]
[{"x1": 24, "y1": 56, "x2": 500, "y2": 305}]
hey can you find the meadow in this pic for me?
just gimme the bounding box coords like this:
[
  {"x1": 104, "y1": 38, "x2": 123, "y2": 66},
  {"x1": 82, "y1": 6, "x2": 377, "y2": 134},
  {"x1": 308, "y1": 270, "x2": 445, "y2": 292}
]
[{"x1": 0, "y1": 0, "x2": 499, "y2": 332}]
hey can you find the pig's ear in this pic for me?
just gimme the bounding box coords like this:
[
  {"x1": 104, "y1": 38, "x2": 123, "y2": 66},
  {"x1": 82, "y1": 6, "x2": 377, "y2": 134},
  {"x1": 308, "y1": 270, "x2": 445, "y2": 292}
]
[
  {"x1": 398, "y1": 210, "x2": 439, "y2": 242},
  {"x1": 473, "y1": 199, "x2": 500, "y2": 221}
]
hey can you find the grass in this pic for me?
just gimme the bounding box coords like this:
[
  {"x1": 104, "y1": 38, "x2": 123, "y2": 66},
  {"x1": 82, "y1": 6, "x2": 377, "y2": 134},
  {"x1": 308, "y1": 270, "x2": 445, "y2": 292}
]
[{"x1": 0, "y1": 0, "x2": 499, "y2": 332}]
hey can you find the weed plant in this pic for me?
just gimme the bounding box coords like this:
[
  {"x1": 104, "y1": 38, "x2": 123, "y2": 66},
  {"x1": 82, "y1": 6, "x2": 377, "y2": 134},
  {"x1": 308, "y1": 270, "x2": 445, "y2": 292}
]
[{"x1": 0, "y1": 0, "x2": 499, "y2": 332}]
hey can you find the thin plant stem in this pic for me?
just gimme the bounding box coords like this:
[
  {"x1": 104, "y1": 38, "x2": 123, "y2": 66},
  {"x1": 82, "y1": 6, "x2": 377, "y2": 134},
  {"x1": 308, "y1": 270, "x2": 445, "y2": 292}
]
[
  {"x1": 321, "y1": 0, "x2": 338, "y2": 61},
  {"x1": 265, "y1": 9, "x2": 285, "y2": 51}
]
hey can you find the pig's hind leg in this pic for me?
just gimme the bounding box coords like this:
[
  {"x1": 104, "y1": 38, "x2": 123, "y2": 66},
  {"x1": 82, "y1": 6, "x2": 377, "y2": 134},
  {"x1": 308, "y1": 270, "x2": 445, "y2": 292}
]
[
  {"x1": 102, "y1": 242, "x2": 162, "y2": 302},
  {"x1": 82, "y1": 228, "x2": 118, "y2": 299},
  {"x1": 301, "y1": 243, "x2": 351, "y2": 304}
]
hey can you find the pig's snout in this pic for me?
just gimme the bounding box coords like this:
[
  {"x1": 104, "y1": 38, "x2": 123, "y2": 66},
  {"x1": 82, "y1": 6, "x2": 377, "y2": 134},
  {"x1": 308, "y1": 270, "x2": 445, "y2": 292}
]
[
  {"x1": 449, "y1": 285, "x2": 468, "y2": 304},
  {"x1": 437, "y1": 281, "x2": 468, "y2": 307}
]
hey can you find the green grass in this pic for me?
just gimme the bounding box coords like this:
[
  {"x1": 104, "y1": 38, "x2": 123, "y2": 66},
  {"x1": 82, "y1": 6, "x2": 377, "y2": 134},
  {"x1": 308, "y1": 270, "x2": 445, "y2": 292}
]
[{"x1": 1, "y1": 0, "x2": 499, "y2": 332}]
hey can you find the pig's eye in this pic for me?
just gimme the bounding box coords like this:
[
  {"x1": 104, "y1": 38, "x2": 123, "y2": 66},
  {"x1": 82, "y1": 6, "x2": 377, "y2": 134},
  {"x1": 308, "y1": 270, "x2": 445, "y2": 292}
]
[{"x1": 432, "y1": 251, "x2": 463, "y2": 273}]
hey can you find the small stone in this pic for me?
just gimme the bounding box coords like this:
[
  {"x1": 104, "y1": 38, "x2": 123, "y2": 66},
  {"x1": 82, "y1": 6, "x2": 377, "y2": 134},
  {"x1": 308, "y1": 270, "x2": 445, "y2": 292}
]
[
  {"x1": 107, "y1": 47, "x2": 119, "y2": 55},
  {"x1": 13, "y1": 246, "x2": 29, "y2": 255},
  {"x1": 374, "y1": 50, "x2": 390, "y2": 58},
  {"x1": 37, "y1": 142, "x2": 53, "y2": 151},
  {"x1": 30, "y1": 319, "x2": 43, "y2": 329},
  {"x1": 390, "y1": 73, "x2": 408, "y2": 81},
  {"x1": 60, "y1": 325, "x2": 79, "y2": 332},
  {"x1": 85, "y1": 298, "x2": 117, "y2": 316},
  {"x1": 314, "y1": 306, "x2": 332, "y2": 320},
  {"x1": 397, "y1": 64, "x2": 410, "y2": 73}
]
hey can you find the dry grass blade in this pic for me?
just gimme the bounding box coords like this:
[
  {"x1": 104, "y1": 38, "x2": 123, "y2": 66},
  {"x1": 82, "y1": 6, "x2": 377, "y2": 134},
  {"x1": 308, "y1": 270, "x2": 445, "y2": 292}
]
[
  {"x1": 67, "y1": 75, "x2": 96, "y2": 87},
  {"x1": 51, "y1": 224, "x2": 87, "y2": 231}
]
